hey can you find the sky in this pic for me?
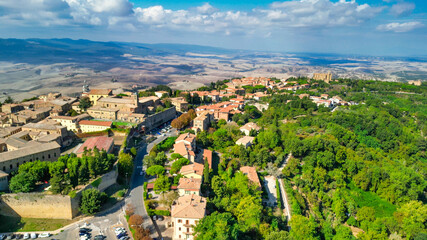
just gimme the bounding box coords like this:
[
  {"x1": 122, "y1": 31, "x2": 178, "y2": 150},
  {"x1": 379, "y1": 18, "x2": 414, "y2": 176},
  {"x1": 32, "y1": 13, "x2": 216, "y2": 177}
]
[{"x1": 0, "y1": 0, "x2": 426, "y2": 56}]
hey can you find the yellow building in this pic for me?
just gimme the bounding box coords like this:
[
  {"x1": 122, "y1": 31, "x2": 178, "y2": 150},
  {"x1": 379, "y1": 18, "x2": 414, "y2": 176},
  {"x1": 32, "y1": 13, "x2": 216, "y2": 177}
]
[
  {"x1": 51, "y1": 114, "x2": 90, "y2": 131},
  {"x1": 87, "y1": 89, "x2": 113, "y2": 105},
  {"x1": 179, "y1": 163, "x2": 204, "y2": 179}
]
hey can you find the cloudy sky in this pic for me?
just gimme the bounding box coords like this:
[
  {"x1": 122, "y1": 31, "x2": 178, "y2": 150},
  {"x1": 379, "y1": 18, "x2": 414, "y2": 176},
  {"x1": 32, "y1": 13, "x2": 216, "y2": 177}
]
[{"x1": 0, "y1": 0, "x2": 425, "y2": 56}]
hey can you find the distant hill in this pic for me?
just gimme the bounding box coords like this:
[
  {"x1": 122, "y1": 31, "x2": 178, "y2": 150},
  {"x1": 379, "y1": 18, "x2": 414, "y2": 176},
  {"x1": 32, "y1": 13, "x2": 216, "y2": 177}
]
[{"x1": 0, "y1": 38, "x2": 243, "y2": 64}]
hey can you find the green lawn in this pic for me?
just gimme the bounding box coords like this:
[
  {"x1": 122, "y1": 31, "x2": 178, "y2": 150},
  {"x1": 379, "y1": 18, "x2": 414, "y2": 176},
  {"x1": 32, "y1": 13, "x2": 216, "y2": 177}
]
[
  {"x1": 346, "y1": 182, "x2": 397, "y2": 218},
  {"x1": 0, "y1": 215, "x2": 75, "y2": 232}
]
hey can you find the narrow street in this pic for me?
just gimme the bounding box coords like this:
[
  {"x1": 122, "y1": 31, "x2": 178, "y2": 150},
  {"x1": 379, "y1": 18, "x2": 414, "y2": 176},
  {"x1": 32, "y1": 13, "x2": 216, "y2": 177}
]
[
  {"x1": 128, "y1": 129, "x2": 178, "y2": 239},
  {"x1": 278, "y1": 153, "x2": 292, "y2": 221}
]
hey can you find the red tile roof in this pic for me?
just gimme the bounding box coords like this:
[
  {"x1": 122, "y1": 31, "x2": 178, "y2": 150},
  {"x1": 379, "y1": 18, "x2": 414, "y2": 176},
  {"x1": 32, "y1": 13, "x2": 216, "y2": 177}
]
[
  {"x1": 240, "y1": 166, "x2": 261, "y2": 187},
  {"x1": 79, "y1": 120, "x2": 112, "y2": 127},
  {"x1": 203, "y1": 149, "x2": 213, "y2": 169},
  {"x1": 75, "y1": 136, "x2": 114, "y2": 154},
  {"x1": 88, "y1": 89, "x2": 112, "y2": 95}
]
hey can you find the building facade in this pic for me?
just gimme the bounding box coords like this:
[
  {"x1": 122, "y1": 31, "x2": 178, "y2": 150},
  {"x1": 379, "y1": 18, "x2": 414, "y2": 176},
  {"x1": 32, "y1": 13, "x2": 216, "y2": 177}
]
[{"x1": 171, "y1": 194, "x2": 206, "y2": 240}]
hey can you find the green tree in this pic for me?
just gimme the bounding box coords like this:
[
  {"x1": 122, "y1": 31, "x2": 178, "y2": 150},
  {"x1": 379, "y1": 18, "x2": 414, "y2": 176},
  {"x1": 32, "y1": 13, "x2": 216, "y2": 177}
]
[
  {"x1": 170, "y1": 158, "x2": 190, "y2": 174},
  {"x1": 233, "y1": 195, "x2": 263, "y2": 231},
  {"x1": 203, "y1": 158, "x2": 210, "y2": 185},
  {"x1": 333, "y1": 225, "x2": 355, "y2": 240},
  {"x1": 3, "y1": 95, "x2": 13, "y2": 104},
  {"x1": 130, "y1": 147, "x2": 137, "y2": 157},
  {"x1": 154, "y1": 175, "x2": 171, "y2": 193},
  {"x1": 394, "y1": 201, "x2": 427, "y2": 239},
  {"x1": 146, "y1": 165, "x2": 165, "y2": 177},
  {"x1": 9, "y1": 172, "x2": 36, "y2": 193},
  {"x1": 78, "y1": 96, "x2": 92, "y2": 111},
  {"x1": 118, "y1": 152, "x2": 134, "y2": 179},
  {"x1": 289, "y1": 215, "x2": 318, "y2": 240},
  {"x1": 80, "y1": 188, "x2": 107, "y2": 215},
  {"x1": 193, "y1": 212, "x2": 240, "y2": 240},
  {"x1": 357, "y1": 206, "x2": 376, "y2": 222},
  {"x1": 265, "y1": 231, "x2": 291, "y2": 240}
]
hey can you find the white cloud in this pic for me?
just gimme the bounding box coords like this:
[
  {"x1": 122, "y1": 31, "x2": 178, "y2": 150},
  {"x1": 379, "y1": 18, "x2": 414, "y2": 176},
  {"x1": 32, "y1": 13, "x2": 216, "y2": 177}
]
[
  {"x1": 0, "y1": 0, "x2": 396, "y2": 35},
  {"x1": 377, "y1": 21, "x2": 424, "y2": 32},
  {"x1": 390, "y1": 2, "x2": 415, "y2": 17}
]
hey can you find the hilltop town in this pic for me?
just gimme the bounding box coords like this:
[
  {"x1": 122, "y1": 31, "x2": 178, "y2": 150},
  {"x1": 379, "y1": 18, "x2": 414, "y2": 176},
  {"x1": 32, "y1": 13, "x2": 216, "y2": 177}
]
[{"x1": 0, "y1": 74, "x2": 426, "y2": 240}]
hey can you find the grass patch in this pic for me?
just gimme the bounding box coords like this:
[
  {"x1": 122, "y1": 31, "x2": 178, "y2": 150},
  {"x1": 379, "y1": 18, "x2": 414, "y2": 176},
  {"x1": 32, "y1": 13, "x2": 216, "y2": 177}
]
[
  {"x1": 0, "y1": 215, "x2": 75, "y2": 232},
  {"x1": 91, "y1": 178, "x2": 102, "y2": 188},
  {"x1": 345, "y1": 182, "x2": 397, "y2": 218}
]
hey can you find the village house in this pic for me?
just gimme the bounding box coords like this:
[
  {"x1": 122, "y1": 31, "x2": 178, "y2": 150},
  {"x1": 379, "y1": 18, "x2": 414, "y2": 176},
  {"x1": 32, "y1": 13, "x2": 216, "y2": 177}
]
[
  {"x1": 239, "y1": 122, "x2": 261, "y2": 136},
  {"x1": 74, "y1": 136, "x2": 114, "y2": 157},
  {"x1": 236, "y1": 136, "x2": 255, "y2": 148},
  {"x1": 86, "y1": 89, "x2": 113, "y2": 105},
  {"x1": 202, "y1": 149, "x2": 213, "y2": 169},
  {"x1": 192, "y1": 112, "x2": 214, "y2": 132},
  {"x1": 51, "y1": 114, "x2": 90, "y2": 131},
  {"x1": 170, "y1": 97, "x2": 189, "y2": 112},
  {"x1": 171, "y1": 194, "x2": 207, "y2": 240},
  {"x1": 79, "y1": 120, "x2": 112, "y2": 133},
  {"x1": 177, "y1": 178, "x2": 202, "y2": 196},
  {"x1": 240, "y1": 166, "x2": 261, "y2": 188},
  {"x1": 174, "y1": 133, "x2": 197, "y2": 161},
  {"x1": 180, "y1": 163, "x2": 204, "y2": 179}
]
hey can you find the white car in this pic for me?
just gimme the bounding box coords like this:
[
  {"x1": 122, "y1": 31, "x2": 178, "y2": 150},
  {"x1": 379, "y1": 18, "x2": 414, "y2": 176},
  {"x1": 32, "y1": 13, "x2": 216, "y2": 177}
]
[
  {"x1": 30, "y1": 233, "x2": 37, "y2": 239},
  {"x1": 38, "y1": 233, "x2": 50, "y2": 238},
  {"x1": 23, "y1": 233, "x2": 30, "y2": 239}
]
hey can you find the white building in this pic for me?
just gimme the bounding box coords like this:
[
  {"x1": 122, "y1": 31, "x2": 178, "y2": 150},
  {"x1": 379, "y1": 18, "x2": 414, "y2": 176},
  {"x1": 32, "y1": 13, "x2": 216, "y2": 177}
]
[{"x1": 171, "y1": 194, "x2": 206, "y2": 240}]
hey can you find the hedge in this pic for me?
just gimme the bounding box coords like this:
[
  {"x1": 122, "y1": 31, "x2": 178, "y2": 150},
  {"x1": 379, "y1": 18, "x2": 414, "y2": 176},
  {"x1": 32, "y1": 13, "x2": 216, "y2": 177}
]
[{"x1": 276, "y1": 179, "x2": 282, "y2": 209}]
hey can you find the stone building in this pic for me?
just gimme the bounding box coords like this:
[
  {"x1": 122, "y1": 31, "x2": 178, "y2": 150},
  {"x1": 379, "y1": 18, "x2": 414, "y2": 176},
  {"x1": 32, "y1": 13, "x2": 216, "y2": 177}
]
[
  {"x1": 177, "y1": 178, "x2": 201, "y2": 196},
  {"x1": 0, "y1": 141, "x2": 61, "y2": 173},
  {"x1": 170, "y1": 97, "x2": 189, "y2": 112},
  {"x1": 87, "y1": 89, "x2": 113, "y2": 105},
  {"x1": 171, "y1": 194, "x2": 206, "y2": 240},
  {"x1": 312, "y1": 72, "x2": 332, "y2": 83},
  {"x1": 0, "y1": 170, "x2": 8, "y2": 191},
  {"x1": 51, "y1": 114, "x2": 90, "y2": 131},
  {"x1": 192, "y1": 112, "x2": 214, "y2": 132}
]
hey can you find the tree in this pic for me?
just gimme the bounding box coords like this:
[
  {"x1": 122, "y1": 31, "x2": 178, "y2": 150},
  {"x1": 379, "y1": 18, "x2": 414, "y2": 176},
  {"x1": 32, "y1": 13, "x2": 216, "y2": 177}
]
[
  {"x1": 146, "y1": 165, "x2": 165, "y2": 177},
  {"x1": 193, "y1": 212, "x2": 240, "y2": 240},
  {"x1": 3, "y1": 96, "x2": 13, "y2": 104},
  {"x1": 357, "y1": 206, "x2": 375, "y2": 222},
  {"x1": 289, "y1": 215, "x2": 318, "y2": 240},
  {"x1": 79, "y1": 96, "x2": 92, "y2": 111},
  {"x1": 49, "y1": 161, "x2": 67, "y2": 194},
  {"x1": 265, "y1": 231, "x2": 291, "y2": 240},
  {"x1": 233, "y1": 195, "x2": 263, "y2": 231},
  {"x1": 130, "y1": 147, "x2": 137, "y2": 157},
  {"x1": 170, "y1": 158, "x2": 190, "y2": 174},
  {"x1": 129, "y1": 214, "x2": 144, "y2": 227},
  {"x1": 203, "y1": 158, "x2": 210, "y2": 185},
  {"x1": 333, "y1": 225, "x2": 355, "y2": 240},
  {"x1": 171, "y1": 153, "x2": 183, "y2": 160},
  {"x1": 9, "y1": 172, "x2": 36, "y2": 193},
  {"x1": 154, "y1": 175, "x2": 170, "y2": 193},
  {"x1": 118, "y1": 152, "x2": 134, "y2": 179},
  {"x1": 394, "y1": 201, "x2": 427, "y2": 239},
  {"x1": 80, "y1": 188, "x2": 107, "y2": 215}
]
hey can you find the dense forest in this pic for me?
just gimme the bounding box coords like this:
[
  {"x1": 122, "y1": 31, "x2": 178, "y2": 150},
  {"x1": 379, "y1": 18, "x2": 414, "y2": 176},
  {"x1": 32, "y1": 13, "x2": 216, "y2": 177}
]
[{"x1": 193, "y1": 79, "x2": 427, "y2": 239}]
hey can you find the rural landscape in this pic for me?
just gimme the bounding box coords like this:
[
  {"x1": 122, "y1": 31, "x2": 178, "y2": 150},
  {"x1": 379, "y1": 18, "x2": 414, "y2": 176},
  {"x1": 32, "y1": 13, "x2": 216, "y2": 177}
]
[{"x1": 0, "y1": 0, "x2": 426, "y2": 239}]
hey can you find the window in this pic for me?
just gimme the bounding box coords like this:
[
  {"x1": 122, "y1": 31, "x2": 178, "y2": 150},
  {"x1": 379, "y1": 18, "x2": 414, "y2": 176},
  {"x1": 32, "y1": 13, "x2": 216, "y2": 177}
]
[
  {"x1": 10, "y1": 164, "x2": 12, "y2": 170},
  {"x1": 2, "y1": 166, "x2": 5, "y2": 171},
  {"x1": 42, "y1": 156, "x2": 45, "y2": 160},
  {"x1": 48, "y1": 154, "x2": 51, "y2": 159},
  {"x1": 179, "y1": 227, "x2": 181, "y2": 231},
  {"x1": 186, "y1": 220, "x2": 189, "y2": 225},
  {"x1": 178, "y1": 219, "x2": 182, "y2": 223},
  {"x1": 54, "y1": 153, "x2": 57, "y2": 157},
  {"x1": 16, "y1": 163, "x2": 19, "y2": 167},
  {"x1": 187, "y1": 228, "x2": 190, "y2": 232}
]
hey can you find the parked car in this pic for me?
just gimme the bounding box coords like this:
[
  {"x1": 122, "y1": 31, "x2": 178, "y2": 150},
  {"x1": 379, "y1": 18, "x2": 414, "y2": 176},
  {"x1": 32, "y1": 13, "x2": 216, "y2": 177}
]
[
  {"x1": 23, "y1": 234, "x2": 29, "y2": 240},
  {"x1": 30, "y1": 233, "x2": 37, "y2": 239},
  {"x1": 94, "y1": 235, "x2": 105, "y2": 240},
  {"x1": 38, "y1": 233, "x2": 50, "y2": 238},
  {"x1": 116, "y1": 232, "x2": 127, "y2": 239}
]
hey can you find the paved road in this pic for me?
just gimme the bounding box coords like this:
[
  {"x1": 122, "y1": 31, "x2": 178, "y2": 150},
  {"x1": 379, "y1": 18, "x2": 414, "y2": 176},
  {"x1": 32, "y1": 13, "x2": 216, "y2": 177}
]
[
  {"x1": 128, "y1": 129, "x2": 178, "y2": 239},
  {"x1": 278, "y1": 153, "x2": 292, "y2": 221}
]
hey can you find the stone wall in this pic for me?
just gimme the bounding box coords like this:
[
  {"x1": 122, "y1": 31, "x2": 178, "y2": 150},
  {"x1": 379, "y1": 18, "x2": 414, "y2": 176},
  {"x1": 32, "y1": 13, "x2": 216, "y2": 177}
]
[
  {"x1": 0, "y1": 193, "x2": 75, "y2": 219},
  {"x1": 0, "y1": 167, "x2": 118, "y2": 220},
  {"x1": 142, "y1": 107, "x2": 176, "y2": 130}
]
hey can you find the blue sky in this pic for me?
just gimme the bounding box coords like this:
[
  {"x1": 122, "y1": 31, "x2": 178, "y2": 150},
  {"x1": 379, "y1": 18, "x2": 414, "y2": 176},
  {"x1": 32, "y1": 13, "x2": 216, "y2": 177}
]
[{"x1": 0, "y1": 0, "x2": 426, "y2": 56}]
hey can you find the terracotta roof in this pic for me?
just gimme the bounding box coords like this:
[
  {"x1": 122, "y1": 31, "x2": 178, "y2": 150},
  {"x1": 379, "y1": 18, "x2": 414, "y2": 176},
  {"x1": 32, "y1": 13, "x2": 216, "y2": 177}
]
[
  {"x1": 180, "y1": 163, "x2": 204, "y2": 176},
  {"x1": 79, "y1": 120, "x2": 112, "y2": 127},
  {"x1": 177, "y1": 178, "x2": 202, "y2": 191},
  {"x1": 236, "y1": 136, "x2": 255, "y2": 145},
  {"x1": 173, "y1": 142, "x2": 195, "y2": 158},
  {"x1": 171, "y1": 194, "x2": 206, "y2": 219},
  {"x1": 203, "y1": 149, "x2": 213, "y2": 169},
  {"x1": 240, "y1": 166, "x2": 261, "y2": 187},
  {"x1": 75, "y1": 136, "x2": 114, "y2": 154},
  {"x1": 88, "y1": 89, "x2": 112, "y2": 95},
  {"x1": 176, "y1": 133, "x2": 196, "y2": 144},
  {"x1": 146, "y1": 183, "x2": 154, "y2": 190},
  {"x1": 240, "y1": 122, "x2": 261, "y2": 132}
]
